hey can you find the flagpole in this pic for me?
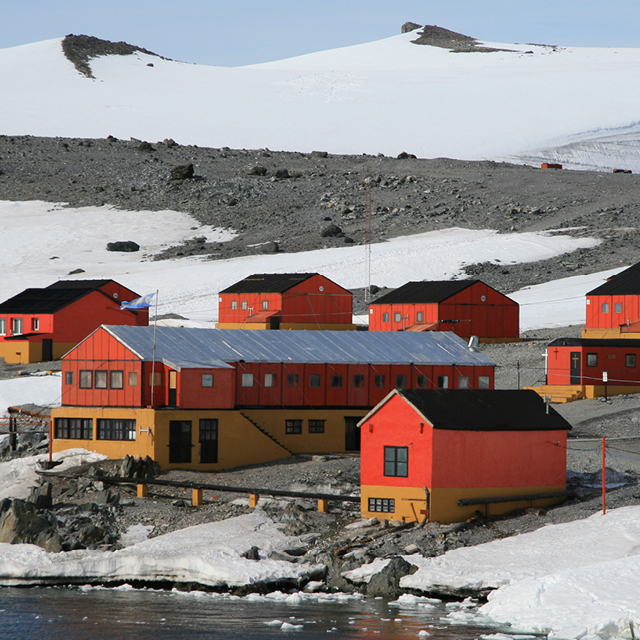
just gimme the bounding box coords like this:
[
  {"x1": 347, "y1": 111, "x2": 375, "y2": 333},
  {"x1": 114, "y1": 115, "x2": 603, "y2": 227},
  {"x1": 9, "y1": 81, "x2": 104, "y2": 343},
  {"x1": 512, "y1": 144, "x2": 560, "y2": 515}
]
[{"x1": 150, "y1": 290, "x2": 159, "y2": 407}]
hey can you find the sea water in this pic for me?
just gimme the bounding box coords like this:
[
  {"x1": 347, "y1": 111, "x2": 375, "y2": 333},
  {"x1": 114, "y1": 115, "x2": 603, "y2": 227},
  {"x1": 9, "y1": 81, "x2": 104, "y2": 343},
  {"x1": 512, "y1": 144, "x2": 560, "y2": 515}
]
[{"x1": 0, "y1": 586, "x2": 500, "y2": 640}]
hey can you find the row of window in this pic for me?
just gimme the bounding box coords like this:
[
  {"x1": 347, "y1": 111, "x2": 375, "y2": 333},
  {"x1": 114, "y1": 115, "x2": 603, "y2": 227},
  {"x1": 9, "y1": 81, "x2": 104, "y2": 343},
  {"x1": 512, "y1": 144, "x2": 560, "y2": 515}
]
[
  {"x1": 67, "y1": 370, "x2": 139, "y2": 389},
  {"x1": 0, "y1": 317, "x2": 39, "y2": 336},
  {"x1": 285, "y1": 419, "x2": 325, "y2": 434},
  {"x1": 584, "y1": 353, "x2": 636, "y2": 368},
  {"x1": 600, "y1": 303, "x2": 623, "y2": 314},
  {"x1": 368, "y1": 498, "x2": 396, "y2": 513},
  {"x1": 381, "y1": 312, "x2": 425, "y2": 323},
  {"x1": 240, "y1": 372, "x2": 490, "y2": 390},
  {"x1": 230, "y1": 300, "x2": 270, "y2": 311},
  {"x1": 55, "y1": 418, "x2": 136, "y2": 441}
]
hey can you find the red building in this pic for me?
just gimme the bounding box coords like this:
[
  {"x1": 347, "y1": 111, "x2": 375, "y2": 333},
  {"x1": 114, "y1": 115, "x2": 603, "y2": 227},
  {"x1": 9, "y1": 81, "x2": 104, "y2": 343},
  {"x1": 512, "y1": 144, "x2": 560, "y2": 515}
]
[
  {"x1": 584, "y1": 263, "x2": 640, "y2": 339},
  {"x1": 0, "y1": 280, "x2": 147, "y2": 364},
  {"x1": 216, "y1": 273, "x2": 355, "y2": 331},
  {"x1": 52, "y1": 326, "x2": 496, "y2": 470},
  {"x1": 368, "y1": 280, "x2": 519, "y2": 342},
  {"x1": 543, "y1": 337, "x2": 640, "y2": 400},
  {"x1": 360, "y1": 389, "x2": 571, "y2": 523}
]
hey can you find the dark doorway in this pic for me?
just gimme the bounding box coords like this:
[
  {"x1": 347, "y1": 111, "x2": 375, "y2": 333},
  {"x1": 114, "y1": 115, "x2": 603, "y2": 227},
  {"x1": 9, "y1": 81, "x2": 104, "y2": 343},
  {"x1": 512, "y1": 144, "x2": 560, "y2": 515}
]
[
  {"x1": 570, "y1": 351, "x2": 581, "y2": 385},
  {"x1": 345, "y1": 416, "x2": 361, "y2": 452},
  {"x1": 42, "y1": 339, "x2": 53, "y2": 362},
  {"x1": 168, "y1": 370, "x2": 177, "y2": 406},
  {"x1": 199, "y1": 419, "x2": 218, "y2": 463},
  {"x1": 169, "y1": 420, "x2": 192, "y2": 463},
  {"x1": 269, "y1": 316, "x2": 281, "y2": 330}
]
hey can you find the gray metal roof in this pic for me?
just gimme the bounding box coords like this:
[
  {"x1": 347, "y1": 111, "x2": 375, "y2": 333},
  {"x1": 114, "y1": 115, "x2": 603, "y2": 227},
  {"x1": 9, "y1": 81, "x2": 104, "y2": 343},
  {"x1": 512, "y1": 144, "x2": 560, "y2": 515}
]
[{"x1": 102, "y1": 326, "x2": 495, "y2": 368}]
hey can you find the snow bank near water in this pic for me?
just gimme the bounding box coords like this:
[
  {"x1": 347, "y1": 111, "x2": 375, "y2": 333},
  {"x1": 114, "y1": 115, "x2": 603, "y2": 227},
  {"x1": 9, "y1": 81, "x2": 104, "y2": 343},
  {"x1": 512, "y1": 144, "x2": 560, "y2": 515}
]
[{"x1": 0, "y1": 512, "x2": 318, "y2": 589}]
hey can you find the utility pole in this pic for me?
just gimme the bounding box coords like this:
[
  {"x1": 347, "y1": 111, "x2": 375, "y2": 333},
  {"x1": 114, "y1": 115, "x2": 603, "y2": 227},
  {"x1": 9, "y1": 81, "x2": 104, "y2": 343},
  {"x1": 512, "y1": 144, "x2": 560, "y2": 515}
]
[{"x1": 364, "y1": 176, "x2": 372, "y2": 304}]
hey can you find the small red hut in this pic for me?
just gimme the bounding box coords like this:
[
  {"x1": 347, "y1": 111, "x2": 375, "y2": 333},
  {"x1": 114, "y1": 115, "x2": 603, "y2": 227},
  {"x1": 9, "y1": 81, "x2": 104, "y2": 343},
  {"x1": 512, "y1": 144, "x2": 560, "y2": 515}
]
[
  {"x1": 368, "y1": 280, "x2": 519, "y2": 342},
  {"x1": 0, "y1": 280, "x2": 147, "y2": 364},
  {"x1": 216, "y1": 273, "x2": 355, "y2": 331},
  {"x1": 584, "y1": 263, "x2": 640, "y2": 339},
  {"x1": 360, "y1": 389, "x2": 571, "y2": 523}
]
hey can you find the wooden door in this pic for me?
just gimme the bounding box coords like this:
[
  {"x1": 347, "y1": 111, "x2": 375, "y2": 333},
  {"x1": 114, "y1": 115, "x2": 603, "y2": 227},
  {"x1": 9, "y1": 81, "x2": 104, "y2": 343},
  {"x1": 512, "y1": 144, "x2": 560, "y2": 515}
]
[{"x1": 169, "y1": 420, "x2": 192, "y2": 463}]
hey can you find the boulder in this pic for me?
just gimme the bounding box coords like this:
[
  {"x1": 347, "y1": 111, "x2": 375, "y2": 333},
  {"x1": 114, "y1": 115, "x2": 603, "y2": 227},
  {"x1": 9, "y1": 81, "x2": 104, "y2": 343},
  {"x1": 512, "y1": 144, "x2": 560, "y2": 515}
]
[
  {"x1": 366, "y1": 556, "x2": 417, "y2": 598},
  {"x1": 28, "y1": 482, "x2": 53, "y2": 510},
  {"x1": 321, "y1": 223, "x2": 344, "y2": 238},
  {"x1": 241, "y1": 546, "x2": 261, "y2": 561},
  {"x1": 311, "y1": 151, "x2": 328, "y2": 158},
  {"x1": 106, "y1": 241, "x2": 140, "y2": 252},
  {"x1": 397, "y1": 151, "x2": 417, "y2": 159},
  {"x1": 402, "y1": 22, "x2": 422, "y2": 33},
  {"x1": 260, "y1": 241, "x2": 279, "y2": 255},
  {"x1": 163, "y1": 138, "x2": 177, "y2": 147},
  {"x1": 0, "y1": 499, "x2": 62, "y2": 552},
  {"x1": 245, "y1": 165, "x2": 268, "y2": 176},
  {"x1": 274, "y1": 168, "x2": 290, "y2": 179},
  {"x1": 138, "y1": 141, "x2": 155, "y2": 152},
  {"x1": 169, "y1": 163, "x2": 194, "y2": 180}
]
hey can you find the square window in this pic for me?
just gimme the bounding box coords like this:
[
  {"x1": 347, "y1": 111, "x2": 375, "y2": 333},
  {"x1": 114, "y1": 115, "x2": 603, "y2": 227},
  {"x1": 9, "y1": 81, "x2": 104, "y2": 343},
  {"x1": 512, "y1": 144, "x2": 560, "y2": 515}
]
[
  {"x1": 374, "y1": 375, "x2": 386, "y2": 388},
  {"x1": 95, "y1": 371, "x2": 108, "y2": 389},
  {"x1": 32, "y1": 318, "x2": 39, "y2": 331},
  {"x1": 587, "y1": 353, "x2": 598, "y2": 367},
  {"x1": 79, "y1": 370, "x2": 93, "y2": 389},
  {"x1": 383, "y1": 313, "x2": 389, "y2": 323},
  {"x1": 353, "y1": 374, "x2": 365, "y2": 388},
  {"x1": 262, "y1": 300, "x2": 269, "y2": 310},
  {"x1": 626, "y1": 354, "x2": 636, "y2": 368},
  {"x1": 241, "y1": 301, "x2": 248, "y2": 310},
  {"x1": 416, "y1": 312, "x2": 424, "y2": 323},
  {"x1": 416, "y1": 375, "x2": 428, "y2": 389},
  {"x1": 602, "y1": 303, "x2": 610, "y2": 314},
  {"x1": 331, "y1": 374, "x2": 343, "y2": 388},
  {"x1": 97, "y1": 419, "x2": 136, "y2": 441},
  {"x1": 287, "y1": 373, "x2": 299, "y2": 387},
  {"x1": 478, "y1": 376, "x2": 490, "y2": 389},
  {"x1": 458, "y1": 375, "x2": 470, "y2": 389},
  {"x1": 149, "y1": 372, "x2": 162, "y2": 387},
  {"x1": 129, "y1": 371, "x2": 138, "y2": 386},
  {"x1": 309, "y1": 374, "x2": 321, "y2": 388},
  {"x1": 437, "y1": 375, "x2": 449, "y2": 389},
  {"x1": 231, "y1": 301, "x2": 237, "y2": 310},
  {"x1": 0, "y1": 318, "x2": 5, "y2": 335},
  {"x1": 110, "y1": 370, "x2": 124, "y2": 389},
  {"x1": 65, "y1": 371, "x2": 74, "y2": 385},
  {"x1": 368, "y1": 498, "x2": 395, "y2": 513},
  {"x1": 394, "y1": 312, "x2": 401, "y2": 322},
  {"x1": 285, "y1": 419, "x2": 302, "y2": 434},
  {"x1": 395, "y1": 375, "x2": 406, "y2": 389},
  {"x1": 308, "y1": 419, "x2": 325, "y2": 433},
  {"x1": 384, "y1": 446, "x2": 408, "y2": 477},
  {"x1": 241, "y1": 373, "x2": 254, "y2": 387},
  {"x1": 615, "y1": 303, "x2": 623, "y2": 314},
  {"x1": 264, "y1": 373, "x2": 277, "y2": 387},
  {"x1": 202, "y1": 373, "x2": 214, "y2": 387},
  {"x1": 11, "y1": 318, "x2": 22, "y2": 335}
]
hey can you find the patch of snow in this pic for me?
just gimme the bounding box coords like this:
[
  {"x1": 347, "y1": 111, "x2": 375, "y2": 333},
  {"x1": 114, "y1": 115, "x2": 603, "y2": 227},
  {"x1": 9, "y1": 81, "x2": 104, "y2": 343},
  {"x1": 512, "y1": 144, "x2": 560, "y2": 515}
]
[
  {"x1": 120, "y1": 525, "x2": 154, "y2": 547},
  {"x1": 342, "y1": 557, "x2": 391, "y2": 584},
  {"x1": 0, "y1": 374, "x2": 61, "y2": 417}
]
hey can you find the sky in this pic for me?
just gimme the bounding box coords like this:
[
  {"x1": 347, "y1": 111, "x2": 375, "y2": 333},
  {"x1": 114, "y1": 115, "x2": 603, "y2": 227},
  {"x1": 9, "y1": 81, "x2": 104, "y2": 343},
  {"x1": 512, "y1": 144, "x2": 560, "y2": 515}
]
[{"x1": 3, "y1": 0, "x2": 640, "y2": 67}]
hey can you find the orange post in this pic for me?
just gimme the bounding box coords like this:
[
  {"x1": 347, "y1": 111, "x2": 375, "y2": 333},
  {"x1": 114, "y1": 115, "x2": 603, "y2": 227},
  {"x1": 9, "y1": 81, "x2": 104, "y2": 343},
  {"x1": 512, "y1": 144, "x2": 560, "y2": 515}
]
[
  {"x1": 317, "y1": 498, "x2": 329, "y2": 513},
  {"x1": 249, "y1": 493, "x2": 259, "y2": 508},
  {"x1": 192, "y1": 488, "x2": 203, "y2": 506},
  {"x1": 137, "y1": 483, "x2": 148, "y2": 498},
  {"x1": 602, "y1": 437, "x2": 606, "y2": 515}
]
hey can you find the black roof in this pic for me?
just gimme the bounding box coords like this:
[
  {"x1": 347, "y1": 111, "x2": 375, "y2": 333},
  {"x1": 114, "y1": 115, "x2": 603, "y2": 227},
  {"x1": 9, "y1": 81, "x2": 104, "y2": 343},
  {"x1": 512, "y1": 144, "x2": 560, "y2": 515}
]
[
  {"x1": 47, "y1": 279, "x2": 111, "y2": 290},
  {"x1": 392, "y1": 389, "x2": 572, "y2": 431},
  {"x1": 587, "y1": 263, "x2": 640, "y2": 296},
  {"x1": 548, "y1": 337, "x2": 640, "y2": 348},
  {"x1": 220, "y1": 273, "x2": 319, "y2": 294},
  {"x1": 371, "y1": 280, "x2": 480, "y2": 305},
  {"x1": 0, "y1": 287, "x2": 100, "y2": 314}
]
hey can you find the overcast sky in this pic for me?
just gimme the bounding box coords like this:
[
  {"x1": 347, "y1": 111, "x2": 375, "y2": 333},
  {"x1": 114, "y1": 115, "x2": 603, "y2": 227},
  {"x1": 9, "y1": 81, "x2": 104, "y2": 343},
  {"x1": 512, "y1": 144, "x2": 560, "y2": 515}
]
[{"x1": 3, "y1": 0, "x2": 640, "y2": 66}]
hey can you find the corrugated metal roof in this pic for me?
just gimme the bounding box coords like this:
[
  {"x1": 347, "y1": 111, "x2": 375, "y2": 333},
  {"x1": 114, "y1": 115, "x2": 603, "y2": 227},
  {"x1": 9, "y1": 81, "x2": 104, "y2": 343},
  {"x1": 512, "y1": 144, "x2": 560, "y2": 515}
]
[
  {"x1": 587, "y1": 263, "x2": 640, "y2": 296},
  {"x1": 103, "y1": 326, "x2": 496, "y2": 368},
  {"x1": 371, "y1": 280, "x2": 478, "y2": 305},
  {"x1": 219, "y1": 273, "x2": 317, "y2": 294}
]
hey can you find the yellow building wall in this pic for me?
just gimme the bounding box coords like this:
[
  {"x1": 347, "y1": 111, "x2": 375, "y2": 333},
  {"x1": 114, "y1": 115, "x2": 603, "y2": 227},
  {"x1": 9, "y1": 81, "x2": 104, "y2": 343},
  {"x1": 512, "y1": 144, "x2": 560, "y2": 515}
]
[
  {"x1": 241, "y1": 408, "x2": 368, "y2": 453},
  {"x1": 361, "y1": 484, "x2": 567, "y2": 524},
  {"x1": 584, "y1": 385, "x2": 640, "y2": 399},
  {"x1": 53, "y1": 342, "x2": 77, "y2": 360},
  {"x1": 581, "y1": 328, "x2": 639, "y2": 339},
  {"x1": 0, "y1": 341, "x2": 31, "y2": 364}
]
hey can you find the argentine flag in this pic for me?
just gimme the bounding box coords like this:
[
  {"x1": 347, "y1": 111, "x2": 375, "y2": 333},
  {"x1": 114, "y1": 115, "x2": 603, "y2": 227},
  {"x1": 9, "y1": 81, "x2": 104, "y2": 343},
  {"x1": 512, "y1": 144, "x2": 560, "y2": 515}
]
[{"x1": 120, "y1": 292, "x2": 156, "y2": 310}]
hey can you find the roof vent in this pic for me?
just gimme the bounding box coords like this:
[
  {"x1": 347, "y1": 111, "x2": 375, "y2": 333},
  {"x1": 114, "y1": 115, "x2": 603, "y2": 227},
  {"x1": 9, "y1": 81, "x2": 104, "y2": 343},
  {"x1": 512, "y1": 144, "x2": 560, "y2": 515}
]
[{"x1": 468, "y1": 336, "x2": 479, "y2": 351}]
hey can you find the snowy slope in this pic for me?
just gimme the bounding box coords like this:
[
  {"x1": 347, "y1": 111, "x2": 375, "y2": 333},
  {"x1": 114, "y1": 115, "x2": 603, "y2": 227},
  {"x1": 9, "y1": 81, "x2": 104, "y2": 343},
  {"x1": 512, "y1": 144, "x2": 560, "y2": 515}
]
[{"x1": 2, "y1": 33, "x2": 640, "y2": 168}]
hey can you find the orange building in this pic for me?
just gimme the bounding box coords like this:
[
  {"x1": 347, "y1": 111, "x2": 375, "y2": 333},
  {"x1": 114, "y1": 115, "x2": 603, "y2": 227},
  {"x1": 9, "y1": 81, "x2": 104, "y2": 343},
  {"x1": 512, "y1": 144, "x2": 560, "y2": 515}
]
[
  {"x1": 51, "y1": 326, "x2": 496, "y2": 471},
  {"x1": 584, "y1": 263, "x2": 640, "y2": 339},
  {"x1": 216, "y1": 273, "x2": 356, "y2": 331},
  {"x1": 359, "y1": 389, "x2": 571, "y2": 523},
  {"x1": 368, "y1": 280, "x2": 519, "y2": 342},
  {"x1": 0, "y1": 280, "x2": 147, "y2": 363}
]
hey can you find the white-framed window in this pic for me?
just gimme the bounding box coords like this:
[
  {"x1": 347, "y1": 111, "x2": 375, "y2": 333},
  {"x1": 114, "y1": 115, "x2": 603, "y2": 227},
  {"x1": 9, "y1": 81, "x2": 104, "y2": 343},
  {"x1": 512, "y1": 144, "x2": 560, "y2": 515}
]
[
  {"x1": 32, "y1": 318, "x2": 39, "y2": 331},
  {"x1": 241, "y1": 301, "x2": 248, "y2": 310},
  {"x1": 615, "y1": 303, "x2": 622, "y2": 313},
  {"x1": 417, "y1": 312, "x2": 424, "y2": 322},
  {"x1": 11, "y1": 318, "x2": 22, "y2": 335},
  {"x1": 262, "y1": 300, "x2": 268, "y2": 310},
  {"x1": 458, "y1": 375, "x2": 470, "y2": 389},
  {"x1": 602, "y1": 303, "x2": 609, "y2": 314},
  {"x1": 394, "y1": 312, "x2": 401, "y2": 322},
  {"x1": 231, "y1": 300, "x2": 237, "y2": 310},
  {"x1": 383, "y1": 313, "x2": 389, "y2": 322},
  {"x1": 241, "y1": 373, "x2": 254, "y2": 387},
  {"x1": 202, "y1": 374, "x2": 214, "y2": 387},
  {"x1": 264, "y1": 373, "x2": 277, "y2": 387},
  {"x1": 437, "y1": 375, "x2": 449, "y2": 389},
  {"x1": 478, "y1": 376, "x2": 490, "y2": 389},
  {"x1": 0, "y1": 318, "x2": 5, "y2": 335}
]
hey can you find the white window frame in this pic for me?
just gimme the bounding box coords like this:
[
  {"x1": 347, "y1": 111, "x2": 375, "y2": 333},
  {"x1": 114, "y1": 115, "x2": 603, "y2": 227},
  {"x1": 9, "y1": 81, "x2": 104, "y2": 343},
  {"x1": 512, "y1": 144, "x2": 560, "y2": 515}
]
[
  {"x1": 0, "y1": 318, "x2": 5, "y2": 335},
  {"x1": 202, "y1": 374, "x2": 214, "y2": 387},
  {"x1": 11, "y1": 318, "x2": 23, "y2": 335},
  {"x1": 241, "y1": 373, "x2": 254, "y2": 387},
  {"x1": 32, "y1": 317, "x2": 40, "y2": 331}
]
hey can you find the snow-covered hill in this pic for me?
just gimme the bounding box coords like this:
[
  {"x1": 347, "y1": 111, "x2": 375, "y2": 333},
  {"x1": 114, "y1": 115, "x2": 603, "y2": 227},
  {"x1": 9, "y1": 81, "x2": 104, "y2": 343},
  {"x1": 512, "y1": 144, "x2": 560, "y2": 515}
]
[{"x1": 2, "y1": 30, "x2": 640, "y2": 169}]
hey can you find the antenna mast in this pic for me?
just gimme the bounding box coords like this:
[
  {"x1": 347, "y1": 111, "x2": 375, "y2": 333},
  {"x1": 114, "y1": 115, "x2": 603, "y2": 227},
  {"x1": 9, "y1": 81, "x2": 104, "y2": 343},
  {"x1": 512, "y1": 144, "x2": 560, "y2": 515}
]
[{"x1": 364, "y1": 176, "x2": 372, "y2": 304}]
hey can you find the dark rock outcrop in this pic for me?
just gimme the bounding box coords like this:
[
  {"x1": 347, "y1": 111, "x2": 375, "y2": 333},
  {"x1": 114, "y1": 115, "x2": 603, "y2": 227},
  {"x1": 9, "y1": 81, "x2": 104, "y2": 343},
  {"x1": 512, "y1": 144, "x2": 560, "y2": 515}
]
[
  {"x1": 366, "y1": 556, "x2": 418, "y2": 598},
  {"x1": 106, "y1": 241, "x2": 140, "y2": 252}
]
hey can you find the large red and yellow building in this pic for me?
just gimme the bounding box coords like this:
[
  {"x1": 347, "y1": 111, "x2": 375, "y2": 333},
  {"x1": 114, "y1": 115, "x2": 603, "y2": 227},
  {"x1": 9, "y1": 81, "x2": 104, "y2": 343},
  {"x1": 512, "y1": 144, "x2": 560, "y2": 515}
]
[
  {"x1": 0, "y1": 280, "x2": 147, "y2": 364},
  {"x1": 368, "y1": 280, "x2": 519, "y2": 342},
  {"x1": 51, "y1": 326, "x2": 496, "y2": 471},
  {"x1": 359, "y1": 389, "x2": 571, "y2": 524},
  {"x1": 216, "y1": 273, "x2": 355, "y2": 331}
]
